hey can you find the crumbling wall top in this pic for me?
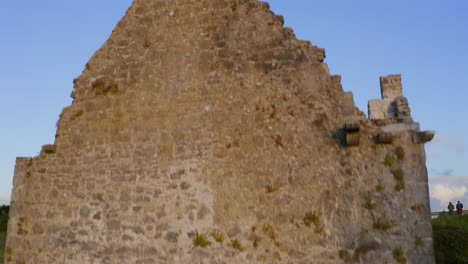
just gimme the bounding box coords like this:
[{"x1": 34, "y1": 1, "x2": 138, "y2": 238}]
[{"x1": 380, "y1": 74, "x2": 402, "y2": 99}]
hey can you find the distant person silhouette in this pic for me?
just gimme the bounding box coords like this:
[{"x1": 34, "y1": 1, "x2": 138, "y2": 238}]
[
  {"x1": 456, "y1": 201, "x2": 464, "y2": 215},
  {"x1": 448, "y1": 202, "x2": 455, "y2": 215}
]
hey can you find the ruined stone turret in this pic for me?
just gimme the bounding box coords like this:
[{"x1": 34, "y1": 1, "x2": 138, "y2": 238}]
[{"x1": 5, "y1": 1, "x2": 435, "y2": 263}]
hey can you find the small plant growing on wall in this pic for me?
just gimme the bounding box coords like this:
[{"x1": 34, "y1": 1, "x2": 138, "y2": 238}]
[
  {"x1": 393, "y1": 170, "x2": 404, "y2": 181},
  {"x1": 303, "y1": 211, "x2": 323, "y2": 233},
  {"x1": 375, "y1": 183, "x2": 385, "y2": 192},
  {"x1": 363, "y1": 198, "x2": 377, "y2": 211},
  {"x1": 373, "y1": 217, "x2": 396, "y2": 231},
  {"x1": 384, "y1": 153, "x2": 395, "y2": 167},
  {"x1": 415, "y1": 236, "x2": 424, "y2": 247},
  {"x1": 266, "y1": 183, "x2": 279, "y2": 193},
  {"x1": 212, "y1": 231, "x2": 225, "y2": 244},
  {"x1": 231, "y1": 2, "x2": 238, "y2": 12},
  {"x1": 303, "y1": 211, "x2": 320, "y2": 227},
  {"x1": 193, "y1": 232, "x2": 211, "y2": 248},
  {"x1": 394, "y1": 182, "x2": 405, "y2": 191},
  {"x1": 395, "y1": 146, "x2": 405, "y2": 160},
  {"x1": 231, "y1": 239, "x2": 243, "y2": 251},
  {"x1": 393, "y1": 247, "x2": 407, "y2": 264}
]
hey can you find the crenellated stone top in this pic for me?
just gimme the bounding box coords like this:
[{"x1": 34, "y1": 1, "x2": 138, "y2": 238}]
[{"x1": 368, "y1": 75, "x2": 413, "y2": 123}]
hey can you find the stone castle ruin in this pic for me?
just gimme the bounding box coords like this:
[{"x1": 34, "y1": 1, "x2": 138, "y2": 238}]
[{"x1": 6, "y1": 1, "x2": 435, "y2": 263}]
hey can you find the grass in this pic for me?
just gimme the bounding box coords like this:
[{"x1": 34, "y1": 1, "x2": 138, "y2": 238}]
[
  {"x1": 375, "y1": 184, "x2": 385, "y2": 192},
  {"x1": 393, "y1": 248, "x2": 407, "y2": 264},
  {"x1": 432, "y1": 215, "x2": 468, "y2": 263},
  {"x1": 303, "y1": 211, "x2": 323, "y2": 233},
  {"x1": 395, "y1": 146, "x2": 405, "y2": 160},
  {"x1": 363, "y1": 198, "x2": 377, "y2": 211},
  {"x1": 393, "y1": 170, "x2": 404, "y2": 181},
  {"x1": 410, "y1": 203, "x2": 423, "y2": 212},
  {"x1": 415, "y1": 235, "x2": 424, "y2": 247},
  {"x1": 231, "y1": 239, "x2": 243, "y2": 251},
  {"x1": 266, "y1": 184, "x2": 279, "y2": 194},
  {"x1": 231, "y1": 2, "x2": 238, "y2": 12},
  {"x1": 303, "y1": 211, "x2": 320, "y2": 228},
  {"x1": 394, "y1": 182, "x2": 405, "y2": 191},
  {"x1": 373, "y1": 217, "x2": 396, "y2": 231},
  {"x1": 93, "y1": 81, "x2": 118, "y2": 96},
  {"x1": 212, "y1": 231, "x2": 225, "y2": 244},
  {"x1": 384, "y1": 153, "x2": 395, "y2": 167},
  {"x1": 193, "y1": 232, "x2": 211, "y2": 248}
]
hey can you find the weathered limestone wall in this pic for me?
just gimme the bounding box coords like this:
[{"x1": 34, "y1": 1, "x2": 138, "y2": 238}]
[{"x1": 6, "y1": 0, "x2": 434, "y2": 263}]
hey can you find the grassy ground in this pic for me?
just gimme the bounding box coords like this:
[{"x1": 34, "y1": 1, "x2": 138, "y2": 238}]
[{"x1": 432, "y1": 214, "x2": 468, "y2": 264}]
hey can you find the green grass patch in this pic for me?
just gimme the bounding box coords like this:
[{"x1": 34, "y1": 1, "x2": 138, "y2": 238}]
[
  {"x1": 393, "y1": 170, "x2": 404, "y2": 181},
  {"x1": 393, "y1": 247, "x2": 407, "y2": 264},
  {"x1": 266, "y1": 184, "x2": 279, "y2": 194},
  {"x1": 193, "y1": 232, "x2": 211, "y2": 248},
  {"x1": 375, "y1": 183, "x2": 385, "y2": 192},
  {"x1": 231, "y1": 239, "x2": 243, "y2": 251},
  {"x1": 433, "y1": 215, "x2": 468, "y2": 264},
  {"x1": 395, "y1": 146, "x2": 405, "y2": 160},
  {"x1": 303, "y1": 211, "x2": 320, "y2": 227},
  {"x1": 415, "y1": 235, "x2": 424, "y2": 247},
  {"x1": 384, "y1": 153, "x2": 395, "y2": 167},
  {"x1": 373, "y1": 217, "x2": 396, "y2": 231},
  {"x1": 363, "y1": 198, "x2": 376, "y2": 211},
  {"x1": 394, "y1": 182, "x2": 405, "y2": 191},
  {"x1": 212, "y1": 231, "x2": 225, "y2": 244}
]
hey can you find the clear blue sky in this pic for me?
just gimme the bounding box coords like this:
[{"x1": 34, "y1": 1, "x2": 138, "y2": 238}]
[{"x1": 0, "y1": 0, "x2": 467, "y2": 210}]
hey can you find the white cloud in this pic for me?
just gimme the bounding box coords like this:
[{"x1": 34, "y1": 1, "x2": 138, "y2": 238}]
[
  {"x1": 429, "y1": 176, "x2": 468, "y2": 211},
  {"x1": 0, "y1": 195, "x2": 10, "y2": 205},
  {"x1": 431, "y1": 185, "x2": 466, "y2": 204}
]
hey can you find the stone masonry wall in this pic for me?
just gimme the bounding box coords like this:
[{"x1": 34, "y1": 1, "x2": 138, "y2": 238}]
[{"x1": 6, "y1": 1, "x2": 434, "y2": 263}]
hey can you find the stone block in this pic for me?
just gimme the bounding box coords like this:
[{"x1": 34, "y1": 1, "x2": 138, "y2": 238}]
[
  {"x1": 380, "y1": 74, "x2": 402, "y2": 99},
  {"x1": 413, "y1": 131, "x2": 435, "y2": 144},
  {"x1": 344, "y1": 119, "x2": 360, "y2": 132},
  {"x1": 376, "y1": 133, "x2": 393, "y2": 144},
  {"x1": 381, "y1": 123, "x2": 421, "y2": 133},
  {"x1": 345, "y1": 132, "x2": 359, "y2": 146},
  {"x1": 342, "y1": 92, "x2": 355, "y2": 117},
  {"x1": 368, "y1": 99, "x2": 394, "y2": 120},
  {"x1": 41, "y1": 144, "x2": 56, "y2": 155},
  {"x1": 394, "y1": 96, "x2": 412, "y2": 121}
]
